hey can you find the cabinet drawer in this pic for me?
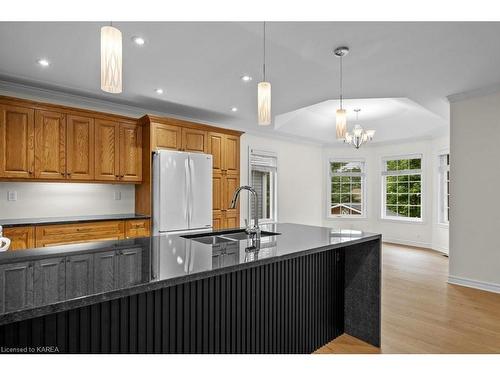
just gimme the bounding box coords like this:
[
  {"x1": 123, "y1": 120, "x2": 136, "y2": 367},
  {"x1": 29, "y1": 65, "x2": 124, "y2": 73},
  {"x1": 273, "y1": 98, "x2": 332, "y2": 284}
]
[
  {"x1": 125, "y1": 219, "x2": 150, "y2": 239},
  {"x1": 35, "y1": 220, "x2": 125, "y2": 247}
]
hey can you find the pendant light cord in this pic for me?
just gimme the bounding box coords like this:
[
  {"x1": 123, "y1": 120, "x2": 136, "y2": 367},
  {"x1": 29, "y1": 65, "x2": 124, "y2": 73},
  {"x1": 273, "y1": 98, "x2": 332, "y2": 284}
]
[
  {"x1": 263, "y1": 21, "x2": 266, "y2": 82},
  {"x1": 339, "y1": 55, "x2": 343, "y2": 109}
]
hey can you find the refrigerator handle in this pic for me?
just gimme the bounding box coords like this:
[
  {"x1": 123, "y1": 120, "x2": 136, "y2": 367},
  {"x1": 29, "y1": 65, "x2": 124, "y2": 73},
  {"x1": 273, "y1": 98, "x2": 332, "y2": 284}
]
[
  {"x1": 184, "y1": 158, "x2": 190, "y2": 227},
  {"x1": 189, "y1": 158, "x2": 195, "y2": 226}
]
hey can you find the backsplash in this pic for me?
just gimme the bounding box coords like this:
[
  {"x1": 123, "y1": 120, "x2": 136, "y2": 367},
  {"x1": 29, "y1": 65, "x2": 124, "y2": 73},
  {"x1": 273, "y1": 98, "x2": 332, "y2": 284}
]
[{"x1": 0, "y1": 182, "x2": 135, "y2": 219}]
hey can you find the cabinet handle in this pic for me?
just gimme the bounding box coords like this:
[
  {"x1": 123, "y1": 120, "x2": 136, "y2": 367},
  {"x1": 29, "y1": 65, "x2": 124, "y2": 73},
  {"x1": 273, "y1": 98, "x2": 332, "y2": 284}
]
[
  {"x1": 60, "y1": 172, "x2": 65, "y2": 176},
  {"x1": 28, "y1": 170, "x2": 33, "y2": 175}
]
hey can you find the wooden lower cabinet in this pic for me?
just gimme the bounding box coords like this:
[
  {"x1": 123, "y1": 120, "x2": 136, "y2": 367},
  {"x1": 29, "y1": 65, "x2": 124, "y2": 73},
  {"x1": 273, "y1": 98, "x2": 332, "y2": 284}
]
[
  {"x1": 3, "y1": 226, "x2": 35, "y2": 250},
  {"x1": 125, "y1": 219, "x2": 151, "y2": 239},
  {"x1": 35, "y1": 220, "x2": 125, "y2": 247},
  {"x1": 3, "y1": 219, "x2": 150, "y2": 251}
]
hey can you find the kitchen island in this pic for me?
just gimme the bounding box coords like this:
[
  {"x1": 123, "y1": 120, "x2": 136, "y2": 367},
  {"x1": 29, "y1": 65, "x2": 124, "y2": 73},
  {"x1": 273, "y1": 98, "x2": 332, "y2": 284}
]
[{"x1": 0, "y1": 223, "x2": 381, "y2": 354}]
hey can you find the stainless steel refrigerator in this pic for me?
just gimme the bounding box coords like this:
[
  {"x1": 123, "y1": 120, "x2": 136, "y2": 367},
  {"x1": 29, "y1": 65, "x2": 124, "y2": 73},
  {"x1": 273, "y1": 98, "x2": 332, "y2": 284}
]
[{"x1": 152, "y1": 150, "x2": 212, "y2": 235}]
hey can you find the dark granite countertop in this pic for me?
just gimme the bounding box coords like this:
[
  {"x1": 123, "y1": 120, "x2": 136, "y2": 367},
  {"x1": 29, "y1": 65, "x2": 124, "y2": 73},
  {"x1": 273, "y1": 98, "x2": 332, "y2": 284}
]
[
  {"x1": 0, "y1": 213, "x2": 150, "y2": 227},
  {"x1": 0, "y1": 223, "x2": 381, "y2": 325}
]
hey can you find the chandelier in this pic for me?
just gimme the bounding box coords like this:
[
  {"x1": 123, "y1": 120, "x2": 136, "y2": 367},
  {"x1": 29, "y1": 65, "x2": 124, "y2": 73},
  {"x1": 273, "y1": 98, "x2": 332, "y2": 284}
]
[{"x1": 344, "y1": 109, "x2": 375, "y2": 149}]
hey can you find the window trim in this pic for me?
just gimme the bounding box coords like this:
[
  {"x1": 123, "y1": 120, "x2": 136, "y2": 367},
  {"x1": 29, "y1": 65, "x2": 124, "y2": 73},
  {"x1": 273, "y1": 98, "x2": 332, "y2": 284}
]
[
  {"x1": 248, "y1": 148, "x2": 278, "y2": 224},
  {"x1": 326, "y1": 157, "x2": 367, "y2": 219},
  {"x1": 437, "y1": 152, "x2": 450, "y2": 226},
  {"x1": 380, "y1": 153, "x2": 424, "y2": 223}
]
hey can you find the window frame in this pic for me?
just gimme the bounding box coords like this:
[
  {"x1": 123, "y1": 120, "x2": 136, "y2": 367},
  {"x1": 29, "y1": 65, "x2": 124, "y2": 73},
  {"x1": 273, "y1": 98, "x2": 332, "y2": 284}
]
[
  {"x1": 326, "y1": 158, "x2": 367, "y2": 219},
  {"x1": 381, "y1": 153, "x2": 424, "y2": 223},
  {"x1": 438, "y1": 152, "x2": 450, "y2": 226},
  {"x1": 248, "y1": 148, "x2": 278, "y2": 225}
]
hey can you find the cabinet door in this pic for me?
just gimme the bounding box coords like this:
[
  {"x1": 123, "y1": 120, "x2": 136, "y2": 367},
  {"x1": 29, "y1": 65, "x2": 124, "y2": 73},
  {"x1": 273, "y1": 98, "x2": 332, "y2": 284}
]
[
  {"x1": 65, "y1": 254, "x2": 93, "y2": 299},
  {"x1": 119, "y1": 122, "x2": 142, "y2": 182},
  {"x1": 0, "y1": 262, "x2": 34, "y2": 314},
  {"x1": 3, "y1": 226, "x2": 34, "y2": 250},
  {"x1": 182, "y1": 128, "x2": 207, "y2": 153},
  {"x1": 223, "y1": 174, "x2": 240, "y2": 228},
  {"x1": 0, "y1": 105, "x2": 35, "y2": 178},
  {"x1": 212, "y1": 211, "x2": 223, "y2": 231},
  {"x1": 152, "y1": 122, "x2": 181, "y2": 150},
  {"x1": 223, "y1": 211, "x2": 239, "y2": 229},
  {"x1": 33, "y1": 257, "x2": 65, "y2": 306},
  {"x1": 95, "y1": 119, "x2": 120, "y2": 181},
  {"x1": 93, "y1": 250, "x2": 118, "y2": 293},
  {"x1": 34, "y1": 110, "x2": 66, "y2": 180},
  {"x1": 117, "y1": 248, "x2": 142, "y2": 288},
  {"x1": 66, "y1": 115, "x2": 94, "y2": 180},
  {"x1": 207, "y1": 132, "x2": 224, "y2": 173},
  {"x1": 212, "y1": 172, "x2": 223, "y2": 212},
  {"x1": 224, "y1": 134, "x2": 240, "y2": 175}
]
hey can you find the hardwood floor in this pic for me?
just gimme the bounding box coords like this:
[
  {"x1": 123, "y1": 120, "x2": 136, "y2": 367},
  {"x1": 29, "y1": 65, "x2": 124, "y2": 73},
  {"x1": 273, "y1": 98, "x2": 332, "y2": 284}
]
[{"x1": 315, "y1": 243, "x2": 500, "y2": 354}]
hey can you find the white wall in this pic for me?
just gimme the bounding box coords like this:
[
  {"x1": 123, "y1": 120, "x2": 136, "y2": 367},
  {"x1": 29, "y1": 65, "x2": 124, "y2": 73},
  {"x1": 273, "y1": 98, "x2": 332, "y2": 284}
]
[
  {"x1": 449, "y1": 90, "x2": 500, "y2": 292},
  {"x1": 322, "y1": 136, "x2": 449, "y2": 253},
  {"x1": 0, "y1": 182, "x2": 135, "y2": 219},
  {"x1": 240, "y1": 133, "x2": 323, "y2": 227}
]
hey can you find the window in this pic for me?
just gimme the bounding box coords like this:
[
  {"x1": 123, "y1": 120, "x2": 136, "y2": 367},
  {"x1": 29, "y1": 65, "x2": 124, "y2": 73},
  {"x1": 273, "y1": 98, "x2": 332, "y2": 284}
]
[
  {"x1": 438, "y1": 153, "x2": 450, "y2": 224},
  {"x1": 249, "y1": 149, "x2": 277, "y2": 223},
  {"x1": 382, "y1": 155, "x2": 422, "y2": 221},
  {"x1": 328, "y1": 160, "x2": 365, "y2": 217}
]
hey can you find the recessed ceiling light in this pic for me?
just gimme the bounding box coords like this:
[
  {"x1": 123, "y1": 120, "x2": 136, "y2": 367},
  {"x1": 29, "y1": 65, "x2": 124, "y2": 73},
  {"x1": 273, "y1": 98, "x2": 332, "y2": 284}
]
[
  {"x1": 37, "y1": 59, "x2": 50, "y2": 67},
  {"x1": 231, "y1": 107, "x2": 238, "y2": 112},
  {"x1": 240, "y1": 75, "x2": 252, "y2": 82},
  {"x1": 132, "y1": 36, "x2": 145, "y2": 46},
  {"x1": 155, "y1": 88, "x2": 164, "y2": 95}
]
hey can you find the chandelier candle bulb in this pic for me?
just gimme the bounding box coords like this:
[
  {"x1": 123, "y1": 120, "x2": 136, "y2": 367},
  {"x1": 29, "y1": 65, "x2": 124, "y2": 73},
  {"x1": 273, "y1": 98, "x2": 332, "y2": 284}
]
[
  {"x1": 101, "y1": 25, "x2": 123, "y2": 94},
  {"x1": 258, "y1": 81, "x2": 272, "y2": 125}
]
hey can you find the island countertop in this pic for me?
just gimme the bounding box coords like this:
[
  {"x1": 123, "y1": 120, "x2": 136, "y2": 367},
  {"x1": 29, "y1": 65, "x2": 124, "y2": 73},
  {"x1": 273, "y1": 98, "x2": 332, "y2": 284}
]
[{"x1": 0, "y1": 223, "x2": 381, "y2": 325}]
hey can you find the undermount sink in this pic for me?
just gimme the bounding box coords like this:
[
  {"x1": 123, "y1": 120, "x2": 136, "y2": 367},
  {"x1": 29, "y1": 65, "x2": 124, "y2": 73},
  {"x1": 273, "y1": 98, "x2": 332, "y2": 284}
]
[{"x1": 182, "y1": 229, "x2": 281, "y2": 245}]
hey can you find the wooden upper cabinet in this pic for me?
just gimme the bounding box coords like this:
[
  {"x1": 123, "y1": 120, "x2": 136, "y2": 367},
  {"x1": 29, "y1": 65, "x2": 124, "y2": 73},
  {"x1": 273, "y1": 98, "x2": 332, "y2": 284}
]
[
  {"x1": 182, "y1": 128, "x2": 207, "y2": 153},
  {"x1": 95, "y1": 119, "x2": 120, "y2": 181},
  {"x1": 152, "y1": 122, "x2": 181, "y2": 150},
  {"x1": 208, "y1": 132, "x2": 224, "y2": 173},
  {"x1": 224, "y1": 135, "x2": 240, "y2": 175},
  {"x1": 34, "y1": 110, "x2": 66, "y2": 180},
  {"x1": 66, "y1": 115, "x2": 94, "y2": 180},
  {"x1": 119, "y1": 123, "x2": 142, "y2": 182},
  {"x1": 0, "y1": 105, "x2": 35, "y2": 179}
]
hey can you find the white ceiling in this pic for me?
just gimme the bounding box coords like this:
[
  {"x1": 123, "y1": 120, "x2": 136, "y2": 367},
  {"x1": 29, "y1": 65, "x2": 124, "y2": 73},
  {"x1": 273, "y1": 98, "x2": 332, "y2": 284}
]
[{"x1": 0, "y1": 22, "x2": 499, "y2": 144}]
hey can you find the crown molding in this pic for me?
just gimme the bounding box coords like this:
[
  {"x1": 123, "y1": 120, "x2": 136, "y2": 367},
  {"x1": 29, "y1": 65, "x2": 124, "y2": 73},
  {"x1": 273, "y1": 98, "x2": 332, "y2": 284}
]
[{"x1": 447, "y1": 83, "x2": 500, "y2": 103}]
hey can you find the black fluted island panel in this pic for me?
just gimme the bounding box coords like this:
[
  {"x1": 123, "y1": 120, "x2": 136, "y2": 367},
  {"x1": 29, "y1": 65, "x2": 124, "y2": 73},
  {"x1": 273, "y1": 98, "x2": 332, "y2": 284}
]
[{"x1": 0, "y1": 224, "x2": 381, "y2": 353}]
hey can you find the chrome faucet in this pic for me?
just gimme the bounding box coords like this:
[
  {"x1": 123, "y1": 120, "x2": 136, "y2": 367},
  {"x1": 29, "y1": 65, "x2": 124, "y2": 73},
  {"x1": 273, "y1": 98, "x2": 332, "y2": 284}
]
[{"x1": 229, "y1": 186, "x2": 261, "y2": 243}]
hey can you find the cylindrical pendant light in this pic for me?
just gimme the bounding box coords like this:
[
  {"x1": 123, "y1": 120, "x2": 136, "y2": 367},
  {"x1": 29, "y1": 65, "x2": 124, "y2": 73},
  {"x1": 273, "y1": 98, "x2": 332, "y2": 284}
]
[
  {"x1": 334, "y1": 46, "x2": 349, "y2": 139},
  {"x1": 101, "y1": 25, "x2": 122, "y2": 94},
  {"x1": 258, "y1": 22, "x2": 271, "y2": 126},
  {"x1": 258, "y1": 81, "x2": 271, "y2": 125}
]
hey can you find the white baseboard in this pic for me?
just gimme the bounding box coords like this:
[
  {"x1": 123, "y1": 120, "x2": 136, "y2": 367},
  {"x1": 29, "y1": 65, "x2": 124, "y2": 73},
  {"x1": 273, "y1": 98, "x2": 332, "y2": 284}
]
[
  {"x1": 382, "y1": 237, "x2": 432, "y2": 249},
  {"x1": 448, "y1": 275, "x2": 500, "y2": 294},
  {"x1": 431, "y1": 244, "x2": 449, "y2": 255}
]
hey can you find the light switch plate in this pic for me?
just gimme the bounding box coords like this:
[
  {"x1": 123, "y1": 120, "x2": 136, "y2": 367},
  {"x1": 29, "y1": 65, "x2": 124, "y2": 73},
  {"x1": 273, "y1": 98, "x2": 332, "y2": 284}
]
[
  {"x1": 114, "y1": 191, "x2": 121, "y2": 200},
  {"x1": 7, "y1": 191, "x2": 17, "y2": 201}
]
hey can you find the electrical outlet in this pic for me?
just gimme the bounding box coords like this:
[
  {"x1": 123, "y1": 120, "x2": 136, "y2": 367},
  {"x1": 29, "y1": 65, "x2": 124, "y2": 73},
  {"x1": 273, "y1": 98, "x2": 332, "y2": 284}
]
[
  {"x1": 7, "y1": 191, "x2": 17, "y2": 201},
  {"x1": 114, "y1": 191, "x2": 121, "y2": 200}
]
